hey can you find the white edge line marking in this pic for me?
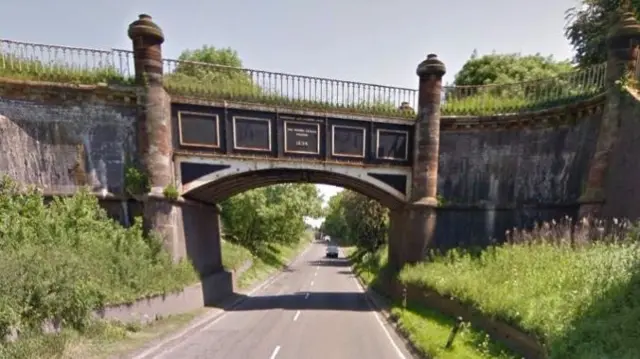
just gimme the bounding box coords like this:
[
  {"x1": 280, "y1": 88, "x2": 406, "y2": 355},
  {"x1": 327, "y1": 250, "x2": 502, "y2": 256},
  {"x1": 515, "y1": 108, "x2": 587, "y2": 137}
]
[
  {"x1": 351, "y1": 276, "x2": 407, "y2": 359},
  {"x1": 293, "y1": 310, "x2": 301, "y2": 321},
  {"x1": 133, "y1": 243, "x2": 315, "y2": 359},
  {"x1": 269, "y1": 345, "x2": 281, "y2": 359},
  {"x1": 304, "y1": 292, "x2": 310, "y2": 299}
]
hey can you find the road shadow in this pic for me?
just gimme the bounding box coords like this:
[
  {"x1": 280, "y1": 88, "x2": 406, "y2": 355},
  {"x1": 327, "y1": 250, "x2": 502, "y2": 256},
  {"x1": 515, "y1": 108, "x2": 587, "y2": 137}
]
[
  {"x1": 226, "y1": 291, "x2": 373, "y2": 312},
  {"x1": 308, "y1": 258, "x2": 352, "y2": 267}
]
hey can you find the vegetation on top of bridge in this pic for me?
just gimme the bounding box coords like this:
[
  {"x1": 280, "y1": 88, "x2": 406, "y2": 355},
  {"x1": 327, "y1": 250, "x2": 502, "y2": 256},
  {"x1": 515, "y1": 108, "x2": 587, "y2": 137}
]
[
  {"x1": 325, "y1": 191, "x2": 640, "y2": 358},
  {"x1": 0, "y1": 38, "x2": 607, "y2": 118}
]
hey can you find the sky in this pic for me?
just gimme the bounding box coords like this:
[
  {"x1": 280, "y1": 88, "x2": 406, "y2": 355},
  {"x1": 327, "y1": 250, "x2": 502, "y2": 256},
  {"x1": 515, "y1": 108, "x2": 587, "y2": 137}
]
[{"x1": 1, "y1": 0, "x2": 583, "y2": 214}]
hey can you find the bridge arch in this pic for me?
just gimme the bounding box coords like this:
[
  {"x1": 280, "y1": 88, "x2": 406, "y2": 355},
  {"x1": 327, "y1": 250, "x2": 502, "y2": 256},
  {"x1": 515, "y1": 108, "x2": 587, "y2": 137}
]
[{"x1": 177, "y1": 157, "x2": 411, "y2": 209}]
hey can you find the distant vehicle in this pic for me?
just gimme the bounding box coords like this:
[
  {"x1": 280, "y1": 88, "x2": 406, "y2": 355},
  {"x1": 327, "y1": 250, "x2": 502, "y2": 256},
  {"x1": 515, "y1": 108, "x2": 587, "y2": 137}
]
[
  {"x1": 326, "y1": 245, "x2": 339, "y2": 258},
  {"x1": 323, "y1": 235, "x2": 330, "y2": 242}
]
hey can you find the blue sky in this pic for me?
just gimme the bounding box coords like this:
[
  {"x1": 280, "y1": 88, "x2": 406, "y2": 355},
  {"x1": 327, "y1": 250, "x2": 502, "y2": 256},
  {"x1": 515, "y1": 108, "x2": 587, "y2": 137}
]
[{"x1": 1, "y1": 0, "x2": 582, "y2": 209}]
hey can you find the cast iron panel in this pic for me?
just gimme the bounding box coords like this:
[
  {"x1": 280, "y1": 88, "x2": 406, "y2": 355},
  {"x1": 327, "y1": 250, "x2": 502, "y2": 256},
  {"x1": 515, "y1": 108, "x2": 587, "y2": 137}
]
[
  {"x1": 178, "y1": 111, "x2": 220, "y2": 148},
  {"x1": 332, "y1": 124, "x2": 366, "y2": 158},
  {"x1": 283, "y1": 118, "x2": 321, "y2": 155},
  {"x1": 232, "y1": 116, "x2": 272, "y2": 152},
  {"x1": 376, "y1": 128, "x2": 409, "y2": 161},
  {"x1": 368, "y1": 173, "x2": 408, "y2": 195},
  {"x1": 181, "y1": 162, "x2": 230, "y2": 184}
]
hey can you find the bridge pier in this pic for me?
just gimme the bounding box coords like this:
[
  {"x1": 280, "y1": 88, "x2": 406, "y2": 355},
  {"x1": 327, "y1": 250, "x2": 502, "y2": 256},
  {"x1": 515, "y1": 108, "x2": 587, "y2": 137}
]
[
  {"x1": 127, "y1": 15, "x2": 233, "y2": 303},
  {"x1": 387, "y1": 54, "x2": 445, "y2": 270}
]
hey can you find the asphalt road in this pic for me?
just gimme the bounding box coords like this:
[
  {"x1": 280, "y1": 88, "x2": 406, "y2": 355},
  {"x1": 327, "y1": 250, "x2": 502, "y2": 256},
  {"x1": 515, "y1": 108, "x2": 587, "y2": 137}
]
[{"x1": 143, "y1": 241, "x2": 414, "y2": 359}]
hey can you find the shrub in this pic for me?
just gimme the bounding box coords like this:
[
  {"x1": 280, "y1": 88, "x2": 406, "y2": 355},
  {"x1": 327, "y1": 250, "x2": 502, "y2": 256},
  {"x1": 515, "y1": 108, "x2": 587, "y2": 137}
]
[{"x1": 0, "y1": 176, "x2": 197, "y2": 339}]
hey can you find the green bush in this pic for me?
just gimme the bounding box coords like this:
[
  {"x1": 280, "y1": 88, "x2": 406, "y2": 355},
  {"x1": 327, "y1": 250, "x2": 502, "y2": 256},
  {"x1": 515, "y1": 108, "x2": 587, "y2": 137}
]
[
  {"x1": 400, "y1": 223, "x2": 640, "y2": 358},
  {"x1": 0, "y1": 176, "x2": 197, "y2": 339}
]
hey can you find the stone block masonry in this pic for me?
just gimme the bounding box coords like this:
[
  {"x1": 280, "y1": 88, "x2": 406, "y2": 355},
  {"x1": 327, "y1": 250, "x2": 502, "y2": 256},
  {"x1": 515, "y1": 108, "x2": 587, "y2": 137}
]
[{"x1": 0, "y1": 83, "x2": 137, "y2": 195}]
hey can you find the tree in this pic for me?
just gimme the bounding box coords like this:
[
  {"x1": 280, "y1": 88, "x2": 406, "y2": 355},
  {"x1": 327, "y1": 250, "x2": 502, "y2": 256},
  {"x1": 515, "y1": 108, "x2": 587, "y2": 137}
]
[
  {"x1": 447, "y1": 52, "x2": 583, "y2": 110},
  {"x1": 165, "y1": 45, "x2": 261, "y2": 96},
  {"x1": 322, "y1": 190, "x2": 389, "y2": 252},
  {"x1": 564, "y1": 0, "x2": 633, "y2": 67},
  {"x1": 220, "y1": 184, "x2": 323, "y2": 252},
  {"x1": 322, "y1": 191, "x2": 350, "y2": 242},
  {"x1": 453, "y1": 52, "x2": 573, "y2": 86}
]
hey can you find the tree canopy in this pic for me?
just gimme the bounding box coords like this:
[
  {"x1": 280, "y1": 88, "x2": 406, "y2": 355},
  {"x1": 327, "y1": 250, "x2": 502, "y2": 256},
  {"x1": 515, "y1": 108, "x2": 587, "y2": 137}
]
[
  {"x1": 166, "y1": 45, "x2": 260, "y2": 96},
  {"x1": 453, "y1": 51, "x2": 573, "y2": 86},
  {"x1": 564, "y1": 0, "x2": 636, "y2": 67},
  {"x1": 221, "y1": 184, "x2": 323, "y2": 252},
  {"x1": 321, "y1": 190, "x2": 389, "y2": 252}
]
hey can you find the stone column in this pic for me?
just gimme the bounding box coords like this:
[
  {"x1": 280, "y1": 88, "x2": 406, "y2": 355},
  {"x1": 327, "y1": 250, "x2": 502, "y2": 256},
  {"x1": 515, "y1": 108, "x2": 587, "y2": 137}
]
[
  {"x1": 578, "y1": 8, "x2": 640, "y2": 218},
  {"x1": 402, "y1": 54, "x2": 446, "y2": 265},
  {"x1": 128, "y1": 14, "x2": 179, "y2": 259},
  {"x1": 128, "y1": 14, "x2": 173, "y2": 191},
  {"x1": 387, "y1": 207, "x2": 408, "y2": 272}
]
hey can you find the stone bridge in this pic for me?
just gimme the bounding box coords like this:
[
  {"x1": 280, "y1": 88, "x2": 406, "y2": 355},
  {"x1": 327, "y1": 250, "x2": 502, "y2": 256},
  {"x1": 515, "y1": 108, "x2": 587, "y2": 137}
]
[{"x1": 2, "y1": 11, "x2": 640, "y2": 303}]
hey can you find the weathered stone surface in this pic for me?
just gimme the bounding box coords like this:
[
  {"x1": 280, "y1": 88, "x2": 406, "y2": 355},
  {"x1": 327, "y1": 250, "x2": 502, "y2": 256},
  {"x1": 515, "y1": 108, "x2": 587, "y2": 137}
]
[
  {"x1": 438, "y1": 114, "x2": 600, "y2": 206},
  {"x1": 602, "y1": 93, "x2": 640, "y2": 220},
  {"x1": 0, "y1": 98, "x2": 136, "y2": 194}
]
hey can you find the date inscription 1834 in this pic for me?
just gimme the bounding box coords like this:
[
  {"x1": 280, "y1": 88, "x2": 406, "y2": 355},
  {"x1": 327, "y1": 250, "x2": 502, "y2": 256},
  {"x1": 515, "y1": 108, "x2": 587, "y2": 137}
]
[{"x1": 285, "y1": 121, "x2": 319, "y2": 154}]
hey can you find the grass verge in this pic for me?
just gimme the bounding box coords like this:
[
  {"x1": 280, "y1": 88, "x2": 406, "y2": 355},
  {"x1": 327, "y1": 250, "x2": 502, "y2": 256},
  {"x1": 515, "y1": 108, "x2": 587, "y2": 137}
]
[
  {"x1": 348, "y1": 245, "x2": 518, "y2": 359},
  {"x1": 400, "y1": 226, "x2": 640, "y2": 359},
  {"x1": 232, "y1": 232, "x2": 314, "y2": 289},
  {"x1": 0, "y1": 311, "x2": 206, "y2": 359}
]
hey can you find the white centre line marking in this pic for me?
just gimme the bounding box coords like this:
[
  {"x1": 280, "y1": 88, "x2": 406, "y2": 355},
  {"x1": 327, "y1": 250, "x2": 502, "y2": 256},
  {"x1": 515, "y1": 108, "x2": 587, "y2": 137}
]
[
  {"x1": 293, "y1": 310, "x2": 301, "y2": 321},
  {"x1": 310, "y1": 280, "x2": 314, "y2": 287},
  {"x1": 314, "y1": 271, "x2": 318, "y2": 277},
  {"x1": 269, "y1": 345, "x2": 281, "y2": 359},
  {"x1": 304, "y1": 292, "x2": 310, "y2": 299}
]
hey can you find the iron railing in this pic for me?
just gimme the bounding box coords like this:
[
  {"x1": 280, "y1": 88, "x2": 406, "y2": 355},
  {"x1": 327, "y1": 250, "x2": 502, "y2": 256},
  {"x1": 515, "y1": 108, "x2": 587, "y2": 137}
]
[
  {"x1": 442, "y1": 62, "x2": 607, "y2": 116},
  {"x1": 0, "y1": 39, "x2": 135, "y2": 85},
  {"x1": 0, "y1": 38, "x2": 610, "y2": 117},
  {"x1": 162, "y1": 58, "x2": 418, "y2": 117}
]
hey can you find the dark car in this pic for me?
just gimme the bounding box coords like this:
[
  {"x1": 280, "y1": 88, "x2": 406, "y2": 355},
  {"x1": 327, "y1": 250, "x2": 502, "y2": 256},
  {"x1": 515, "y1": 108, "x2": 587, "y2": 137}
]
[{"x1": 326, "y1": 245, "x2": 339, "y2": 258}]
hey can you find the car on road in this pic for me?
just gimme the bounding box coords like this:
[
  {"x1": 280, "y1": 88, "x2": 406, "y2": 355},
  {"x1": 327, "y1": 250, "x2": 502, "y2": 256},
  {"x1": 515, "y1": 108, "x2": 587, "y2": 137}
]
[{"x1": 326, "y1": 245, "x2": 339, "y2": 258}]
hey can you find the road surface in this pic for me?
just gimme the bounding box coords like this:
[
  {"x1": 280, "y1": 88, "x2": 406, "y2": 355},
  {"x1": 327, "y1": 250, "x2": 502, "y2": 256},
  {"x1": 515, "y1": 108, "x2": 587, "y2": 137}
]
[{"x1": 142, "y1": 241, "x2": 413, "y2": 359}]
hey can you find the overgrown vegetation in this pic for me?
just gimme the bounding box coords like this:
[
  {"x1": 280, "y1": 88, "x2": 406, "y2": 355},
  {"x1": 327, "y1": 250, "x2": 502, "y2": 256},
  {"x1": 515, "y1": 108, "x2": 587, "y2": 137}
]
[
  {"x1": 0, "y1": 176, "x2": 197, "y2": 342},
  {"x1": 218, "y1": 183, "x2": 322, "y2": 288},
  {"x1": 321, "y1": 190, "x2": 389, "y2": 252},
  {"x1": 399, "y1": 219, "x2": 640, "y2": 358},
  {"x1": 124, "y1": 164, "x2": 149, "y2": 197},
  {"x1": 162, "y1": 183, "x2": 179, "y2": 200},
  {"x1": 0, "y1": 42, "x2": 606, "y2": 117},
  {"x1": 0, "y1": 176, "x2": 322, "y2": 357},
  {"x1": 348, "y1": 246, "x2": 517, "y2": 359}
]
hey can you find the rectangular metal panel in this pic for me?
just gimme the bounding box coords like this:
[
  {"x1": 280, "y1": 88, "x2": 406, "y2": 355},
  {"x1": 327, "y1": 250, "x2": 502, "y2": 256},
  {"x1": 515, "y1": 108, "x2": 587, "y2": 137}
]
[
  {"x1": 331, "y1": 124, "x2": 366, "y2": 158},
  {"x1": 376, "y1": 128, "x2": 409, "y2": 161},
  {"x1": 232, "y1": 116, "x2": 272, "y2": 151},
  {"x1": 178, "y1": 111, "x2": 220, "y2": 148},
  {"x1": 284, "y1": 120, "x2": 321, "y2": 155}
]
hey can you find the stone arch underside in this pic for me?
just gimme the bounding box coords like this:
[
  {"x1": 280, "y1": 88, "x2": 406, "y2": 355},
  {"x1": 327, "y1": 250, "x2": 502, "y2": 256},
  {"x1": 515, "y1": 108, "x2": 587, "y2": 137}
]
[{"x1": 178, "y1": 158, "x2": 411, "y2": 209}]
